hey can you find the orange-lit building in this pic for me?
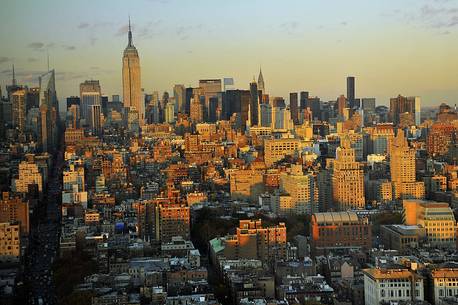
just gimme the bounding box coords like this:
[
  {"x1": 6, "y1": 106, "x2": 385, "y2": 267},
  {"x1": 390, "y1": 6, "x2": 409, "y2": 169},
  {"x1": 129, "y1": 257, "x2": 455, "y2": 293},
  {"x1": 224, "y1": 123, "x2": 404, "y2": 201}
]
[
  {"x1": 210, "y1": 219, "x2": 286, "y2": 265},
  {"x1": 264, "y1": 138, "x2": 301, "y2": 167},
  {"x1": 390, "y1": 130, "x2": 425, "y2": 200},
  {"x1": 311, "y1": 211, "x2": 371, "y2": 255},
  {"x1": 427, "y1": 123, "x2": 456, "y2": 157},
  {"x1": 229, "y1": 168, "x2": 264, "y2": 201},
  {"x1": 402, "y1": 199, "x2": 457, "y2": 248},
  {"x1": 0, "y1": 222, "x2": 20, "y2": 262},
  {"x1": 64, "y1": 128, "x2": 84, "y2": 145},
  {"x1": 331, "y1": 136, "x2": 365, "y2": 210},
  {"x1": 153, "y1": 140, "x2": 172, "y2": 162},
  {"x1": 0, "y1": 192, "x2": 29, "y2": 236},
  {"x1": 158, "y1": 203, "x2": 190, "y2": 242},
  {"x1": 135, "y1": 198, "x2": 190, "y2": 242}
]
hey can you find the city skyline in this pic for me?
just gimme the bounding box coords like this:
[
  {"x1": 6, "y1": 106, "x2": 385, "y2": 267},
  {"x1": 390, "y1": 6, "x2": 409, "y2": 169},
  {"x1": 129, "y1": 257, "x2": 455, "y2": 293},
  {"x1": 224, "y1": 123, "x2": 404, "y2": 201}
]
[
  {"x1": 2, "y1": 2, "x2": 458, "y2": 304},
  {"x1": 1, "y1": 0, "x2": 458, "y2": 107}
]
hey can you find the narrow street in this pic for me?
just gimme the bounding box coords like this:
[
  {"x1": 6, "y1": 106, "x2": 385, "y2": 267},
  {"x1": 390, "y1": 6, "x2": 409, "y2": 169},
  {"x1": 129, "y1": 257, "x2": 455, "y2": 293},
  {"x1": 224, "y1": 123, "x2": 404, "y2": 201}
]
[{"x1": 24, "y1": 135, "x2": 63, "y2": 305}]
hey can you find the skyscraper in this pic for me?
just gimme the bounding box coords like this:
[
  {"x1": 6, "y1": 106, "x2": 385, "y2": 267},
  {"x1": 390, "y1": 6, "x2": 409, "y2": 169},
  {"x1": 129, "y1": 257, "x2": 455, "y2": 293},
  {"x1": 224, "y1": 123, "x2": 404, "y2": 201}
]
[
  {"x1": 289, "y1": 92, "x2": 298, "y2": 124},
  {"x1": 122, "y1": 18, "x2": 143, "y2": 125},
  {"x1": 173, "y1": 84, "x2": 186, "y2": 114},
  {"x1": 299, "y1": 91, "x2": 309, "y2": 110},
  {"x1": 331, "y1": 136, "x2": 365, "y2": 210},
  {"x1": 390, "y1": 130, "x2": 425, "y2": 200},
  {"x1": 257, "y1": 68, "x2": 265, "y2": 93},
  {"x1": 66, "y1": 96, "x2": 80, "y2": 110},
  {"x1": 249, "y1": 79, "x2": 259, "y2": 126},
  {"x1": 190, "y1": 95, "x2": 203, "y2": 123},
  {"x1": 199, "y1": 79, "x2": 221, "y2": 121},
  {"x1": 280, "y1": 165, "x2": 319, "y2": 215},
  {"x1": 389, "y1": 95, "x2": 421, "y2": 126},
  {"x1": 337, "y1": 94, "x2": 347, "y2": 118},
  {"x1": 89, "y1": 104, "x2": 101, "y2": 136},
  {"x1": 79, "y1": 80, "x2": 101, "y2": 122},
  {"x1": 12, "y1": 88, "x2": 27, "y2": 133},
  {"x1": 347, "y1": 76, "x2": 355, "y2": 108},
  {"x1": 39, "y1": 69, "x2": 58, "y2": 152}
]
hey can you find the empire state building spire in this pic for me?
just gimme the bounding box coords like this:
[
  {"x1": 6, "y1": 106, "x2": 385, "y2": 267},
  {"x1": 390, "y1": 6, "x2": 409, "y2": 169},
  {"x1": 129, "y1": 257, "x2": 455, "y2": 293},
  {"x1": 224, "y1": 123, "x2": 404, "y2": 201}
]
[{"x1": 128, "y1": 17, "x2": 133, "y2": 47}]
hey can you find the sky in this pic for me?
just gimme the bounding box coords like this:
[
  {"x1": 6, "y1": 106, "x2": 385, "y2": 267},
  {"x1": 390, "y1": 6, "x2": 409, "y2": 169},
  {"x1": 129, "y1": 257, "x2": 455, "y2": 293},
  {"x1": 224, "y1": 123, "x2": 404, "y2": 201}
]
[{"x1": 1, "y1": 0, "x2": 458, "y2": 108}]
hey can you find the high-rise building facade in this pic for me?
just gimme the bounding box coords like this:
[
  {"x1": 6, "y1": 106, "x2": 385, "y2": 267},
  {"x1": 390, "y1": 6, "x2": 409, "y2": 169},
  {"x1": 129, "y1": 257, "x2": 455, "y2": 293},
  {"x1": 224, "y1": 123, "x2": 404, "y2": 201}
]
[
  {"x1": 299, "y1": 91, "x2": 309, "y2": 110},
  {"x1": 158, "y1": 204, "x2": 190, "y2": 242},
  {"x1": 390, "y1": 130, "x2": 425, "y2": 200},
  {"x1": 190, "y1": 95, "x2": 203, "y2": 123},
  {"x1": 337, "y1": 94, "x2": 347, "y2": 118},
  {"x1": 66, "y1": 96, "x2": 80, "y2": 110},
  {"x1": 280, "y1": 165, "x2": 318, "y2": 215},
  {"x1": 164, "y1": 102, "x2": 175, "y2": 123},
  {"x1": 12, "y1": 161, "x2": 43, "y2": 193},
  {"x1": 12, "y1": 88, "x2": 27, "y2": 133},
  {"x1": 122, "y1": 19, "x2": 143, "y2": 125},
  {"x1": 260, "y1": 103, "x2": 272, "y2": 127},
  {"x1": 80, "y1": 80, "x2": 101, "y2": 122},
  {"x1": 249, "y1": 79, "x2": 259, "y2": 126},
  {"x1": 289, "y1": 92, "x2": 298, "y2": 124},
  {"x1": 389, "y1": 95, "x2": 421, "y2": 126},
  {"x1": 427, "y1": 123, "x2": 456, "y2": 157},
  {"x1": 331, "y1": 136, "x2": 365, "y2": 210},
  {"x1": 0, "y1": 192, "x2": 29, "y2": 236},
  {"x1": 346, "y1": 76, "x2": 355, "y2": 108},
  {"x1": 173, "y1": 84, "x2": 186, "y2": 114},
  {"x1": 38, "y1": 69, "x2": 58, "y2": 152},
  {"x1": 89, "y1": 104, "x2": 102, "y2": 136},
  {"x1": 0, "y1": 222, "x2": 20, "y2": 262}
]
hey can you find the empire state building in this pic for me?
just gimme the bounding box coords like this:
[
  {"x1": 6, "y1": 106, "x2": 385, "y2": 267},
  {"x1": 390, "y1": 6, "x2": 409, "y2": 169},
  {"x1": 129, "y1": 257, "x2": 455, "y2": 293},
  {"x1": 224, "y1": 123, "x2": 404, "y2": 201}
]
[{"x1": 122, "y1": 19, "x2": 143, "y2": 124}]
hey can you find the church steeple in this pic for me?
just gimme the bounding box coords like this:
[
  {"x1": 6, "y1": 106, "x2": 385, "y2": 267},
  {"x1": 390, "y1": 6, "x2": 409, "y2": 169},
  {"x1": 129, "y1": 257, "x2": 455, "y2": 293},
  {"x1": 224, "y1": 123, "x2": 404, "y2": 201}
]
[{"x1": 128, "y1": 17, "x2": 133, "y2": 47}]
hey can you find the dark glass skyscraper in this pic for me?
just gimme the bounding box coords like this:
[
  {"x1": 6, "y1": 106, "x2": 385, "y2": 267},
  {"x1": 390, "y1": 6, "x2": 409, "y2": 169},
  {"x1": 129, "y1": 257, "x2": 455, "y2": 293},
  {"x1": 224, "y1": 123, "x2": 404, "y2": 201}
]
[
  {"x1": 249, "y1": 80, "x2": 258, "y2": 126},
  {"x1": 300, "y1": 91, "x2": 309, "y2": 110},
  {"x1": 66, "y1": 96, "x2": 80, "y2": 110},
  {"x1": 289, "y1": 92, "x2": 298, "y2": 124},
  {"x1": 347, "y1": 76, "x2": 355, "y2": 108}
]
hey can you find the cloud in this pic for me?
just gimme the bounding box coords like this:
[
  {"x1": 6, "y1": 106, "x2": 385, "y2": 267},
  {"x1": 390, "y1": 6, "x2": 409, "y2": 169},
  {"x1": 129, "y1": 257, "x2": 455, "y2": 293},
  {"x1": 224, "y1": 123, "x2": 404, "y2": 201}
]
[
  {"x1": 78, "y1": 22, "x2": 90, "y2": 29},
  {"x1": 27, "y1": 42, "x2": 45, "y2": 49},
  {"x1": 137, "y1": 20, "x2": 163, "y2": 39},
  {"x1": 27, "y1": 42, "x2": 54, "y2": 52},
  {"x1": 90, "y1": 37, "x2": 98, "y2": 46},
  {"x1": 395, "y1": 2, "x2": 458, "y2": 32},
  {"x1": 116, "y1": 24, "x2": 130, "y2": 36},
  {"x1": 0, "y1": 57, "x2": 11, "y2": 64},
  {"x1": 279, "y1": 21, "x2": 300, "y2": 34},
  {"x1": 63, "y1": 45, "x2": 76, "y2": 51},
  {"x1": 174, "y1": 23, "x2": 204, "y2": 40}
]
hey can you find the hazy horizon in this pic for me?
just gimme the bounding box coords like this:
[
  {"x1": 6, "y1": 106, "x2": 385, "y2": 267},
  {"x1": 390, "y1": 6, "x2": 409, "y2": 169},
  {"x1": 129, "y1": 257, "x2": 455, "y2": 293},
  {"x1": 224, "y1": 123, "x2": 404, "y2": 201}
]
[{"x1": 1, "y1": 0, "x2": 458, "y2": 108}]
